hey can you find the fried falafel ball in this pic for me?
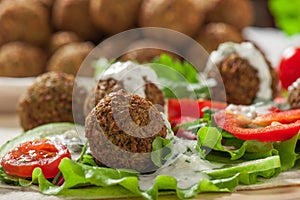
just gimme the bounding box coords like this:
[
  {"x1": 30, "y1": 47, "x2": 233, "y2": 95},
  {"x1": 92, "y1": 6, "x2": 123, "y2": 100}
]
[
  {"x1": 90, "y1": 0, "x2": 142, "y2": 34},
  {"x1": 139, "y1": 0, "x2": 206, "y2": 38},
  {"x1": 0, "y1": 42, "x2": 47, "y2": 77},
  {"x1": 48, "y1": 31, "x2": 82, "y2": 55},
  {"x1": 206, "y1": 0, "x2": 254, "y2": 30},
  {"x1": 118, "y1": 39, "x2": 180, "y2": 63},
  {"x1": 18, "y1": 72, "x2": 86, "y2": 131},
  {"x1": 0, "y1": 0, "x2": 51, "y2": 47},
  {"x1": 288, "y1": 78, "x2": 300, "y2": 109},
  {"x1": 52, "y1": 0, "x2": 100, "y2": 41},
  {"x1": 85, "y1": 89, "x2": 167, "y2": 172},
  {"x1": 37, "y1": 0, "x2": 54, "y2": 10},
  {"x1": 206, "y1": 42, "x2": 278, "y2": 105},
  {"x1": 47, "y1": 42, "x2": 94, "y2": 76},
  {"x1": 196, "y1": 23, "x2": 244, "y2": 53},
  {"x1": 84, "y1": 61, "x2": 165, "y2": 115}
]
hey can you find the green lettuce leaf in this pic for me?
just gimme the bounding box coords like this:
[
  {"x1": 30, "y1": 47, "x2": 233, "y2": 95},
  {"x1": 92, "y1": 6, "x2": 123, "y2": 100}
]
[
  {"x1": 151, "y1": 137, "x2": 172, "y2": 167},
  {"x1": 151, "y1": 54, "x2": 198, "y2": 83},
  {"x1": 274, "y1": 133, "x2": 300, "y2": 171},
  {"x1": 205, "y1": 156, "x2": 281, "y2": 185},
  {"x1": 196, "y1": 127, "x2": 277, "y2": 161},
  {"x1": 149, "y1": 54, "x2": 211, "y2": 99},
  {"x1": 28, "y1": 158, "x2": 234, "y2": 199},
  {"x1": 196, "y1": 126, "x2": 300, "y2": 172}
]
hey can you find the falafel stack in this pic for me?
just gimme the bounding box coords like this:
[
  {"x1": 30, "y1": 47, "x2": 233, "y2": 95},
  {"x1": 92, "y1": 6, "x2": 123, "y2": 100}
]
[{"x1": 0, "y1": 0, "x2": 255, "y2": 77}]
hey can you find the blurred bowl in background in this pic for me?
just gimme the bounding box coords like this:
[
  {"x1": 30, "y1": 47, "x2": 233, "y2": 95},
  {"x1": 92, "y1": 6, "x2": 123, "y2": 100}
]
[{"x1": 0, "y1": 77, "x2": 34, "y2": 113}]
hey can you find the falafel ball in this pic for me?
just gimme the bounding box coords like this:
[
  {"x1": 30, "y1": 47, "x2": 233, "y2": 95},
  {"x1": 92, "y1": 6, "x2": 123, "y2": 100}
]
[
  {"x1": 206, "y1": 0, "x2": 254, "y2": 30},
  {"x1": 52, "y1": 0, "x2": 100, "y2": 41},
  {"x1": 36, "y1": 0, "x2": 54, "y2": 10},
  {"x1": 18, "y1": 72, "x2": 86, "y2": 131},
  {"x1": 196, "y1": 23, "x2": 244, "y2": 53},
  {"x1": 288, "y1": 78, "x2": 300, "y2": 109},
  {"x1": 47, "y1": 42, "x2": 94, "y2": 76},
  {"x1": 0, "y1": 0, "x2": 51, "y2": 47},
  {"x1": 90, "y1": 0, "x2": 142, "y2": 34},
  {"x1": 84, "y1": 78, "x2": 123, "y2": 116},
  {"x1": 139, "y1": 0, "x2": 206, "y2": 38},
  {"x1": 206, "y1": 42, "x2": 278, "y2": 105},
  {"x1": 84, "y1": 61, "x2": 165, "y2": 115},
  {"x1": 119, "y1": 39, "x2": 180, "y2": 63},
  {"x1": 85, "y1": 89, "x2": 167, "y2": 172},
  {"x1": 0, "y1": 42, "x2": 47, "y2": 77},
  {"x1": 84, "y1": 77, "x2": 164, "y2": 116},
  {"x1": 48, "y1": 31, "x2": 82, "y2": 55},
  {"x1": 208, "y1": 53, "x2": 259, "y2": 105}
]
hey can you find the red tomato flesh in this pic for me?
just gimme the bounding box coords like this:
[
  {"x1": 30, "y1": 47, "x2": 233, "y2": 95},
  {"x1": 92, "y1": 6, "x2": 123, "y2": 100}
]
[
  {"x1": 278, "y1": 46, "x2": 300, "y2": 89},
  {"x1": 1, "y1": 139, "x2": 71, "y2": 178},
  {"x1": 167, "y1": 98, "x2": 227, "y2": 122}
]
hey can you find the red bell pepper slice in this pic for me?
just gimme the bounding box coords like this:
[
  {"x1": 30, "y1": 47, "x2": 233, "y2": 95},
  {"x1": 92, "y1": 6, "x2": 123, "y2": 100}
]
[
  {"x1": 214, "y1": 110, "x2": 300, "y2": 142},
  {"x1": 253, "y1": 109, "x2": 300, "y2": 126}
]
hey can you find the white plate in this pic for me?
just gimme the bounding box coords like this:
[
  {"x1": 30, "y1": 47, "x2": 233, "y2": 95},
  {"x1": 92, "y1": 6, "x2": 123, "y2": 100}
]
[{"x1": 0, "y1": 77, "x2": 35, "y2": 113}]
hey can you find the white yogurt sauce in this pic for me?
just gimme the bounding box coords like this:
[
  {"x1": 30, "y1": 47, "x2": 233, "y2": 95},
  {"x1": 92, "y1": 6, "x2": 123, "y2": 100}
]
[
  {"x1": 288, "y1": 77, "x2": 300, "y2": 92},
  {"x1": 98, "y1": 61, "x2": 159, "y2": 97},
  {"x1": 226, "y1": 104, "x2": 257, "y2": 119},
  {"x1": 138, "y1": 137, "x2": 224, "y2": 191},
  {"x1": 206, "y1": 42, "x2": 273, "y2": 100}
]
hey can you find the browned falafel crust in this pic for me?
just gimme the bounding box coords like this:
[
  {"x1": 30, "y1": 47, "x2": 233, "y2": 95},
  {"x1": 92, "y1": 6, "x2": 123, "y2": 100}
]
[
  {"x1": 206, "y1": 0, "x2": 254, "y2": 30},
  {"x1": 48, "y1": 31, "x2": 82, "y2": 55},
  {"x1": 118, "y1": 39, "x2": 181, "y2": 63},
  {"x1": 208, "y1": 53, "x2": 260, "y2": 105},
  {"x1": 47, "y1": 42, "x2": 94, "y2": 76},
  {"x1": 84, "y1": 78, "x2": 165, "y2": 116},
  {"x1": 196, "y1": 23, "x2": 244, "y2": 53},
  {"x1": 0, "y1": 0, "x2": 51, "y2": 47},
  {"x1": 84, "y1": 78, "x2": 124, "y2": 116},
  {"x1": 90, "y1": 0, "x2": 142, "y2": 34},
  {"x1": 85, "y1": 89, "x2": 167, "y2": 172},
  {"x1": 139, "y1": 0, "x2": 205, "y2": 38},
  {"x1": 0, "y1": 42, "x2": 47, "y2": 77},
  {"x1": 18, "y1": 72, "x2": 85, "y2": 131},
  {"x1": 52, "y1": 0, "x2": 100, "y2": 41},
  {"x1": 288, "y1": 80, "x2": 300, "y2": 109}
]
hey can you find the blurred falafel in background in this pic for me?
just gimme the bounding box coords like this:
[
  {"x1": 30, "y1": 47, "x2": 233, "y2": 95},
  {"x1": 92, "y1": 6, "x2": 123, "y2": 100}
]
[
  {"x1": 119, "y1": 39, "x2": 181, "y2": 63},
  {"x1": 0, "y1": 0, "x2": 257, "y2": 79},
  {"x1": 18, "y1": 71, "x2": 87, "y2": 131},
  {"x1": 0, "y1": 0, "x2": 52, "y2": 47},
  {"x1": 48, "y1": 31, "x2": 83, "y2": 55},
  {"x1": 52, "y1": 0, "x2": 100, "y2": 42},
  {"x1": 0, "y1": 42, "x2": 47, "y2": 77},
  {"x1": 139, "y1": 0, "x2": 207, "y2": 38},
  {"x1": 47, "y1": 42, "x2": 95, "y2": 76},
  {"x1": 205, "y1": 0, "x2": 254, "y2": 30},
  {"x1": 90, "y1": 0, "x2": 142, "y2": 35},
  {"x1": 196, "y1": 23, "x2": 244, "y2": 54}
]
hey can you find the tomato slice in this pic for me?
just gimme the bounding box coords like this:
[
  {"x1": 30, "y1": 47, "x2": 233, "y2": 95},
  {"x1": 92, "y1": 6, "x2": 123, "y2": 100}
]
[
  {"x1": 167, "y1": 98, "x2": 227, "y2": 122},
  {"x1": 214, "y1": 110, "x2": 300, "y2": 142},
  {"x1": 1, "y1": 139, "x2": 71, "y2": 178}
]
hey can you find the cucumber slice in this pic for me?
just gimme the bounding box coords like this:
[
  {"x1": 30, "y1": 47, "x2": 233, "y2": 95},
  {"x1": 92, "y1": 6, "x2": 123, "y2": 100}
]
[{"x1": 0, "y1": 123, "x2": 85, "y2": 160}]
